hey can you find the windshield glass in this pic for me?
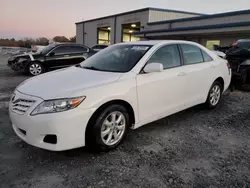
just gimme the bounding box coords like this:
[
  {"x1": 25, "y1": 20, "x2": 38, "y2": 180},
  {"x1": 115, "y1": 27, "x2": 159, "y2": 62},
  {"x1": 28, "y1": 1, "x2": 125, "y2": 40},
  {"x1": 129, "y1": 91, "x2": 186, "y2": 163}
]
[
  {"x1": 40, "y1": 44, "x2": 56, "y2": 54},
  {"x1": 80, "y1": 44, "x2": 152, "y2": 73}
]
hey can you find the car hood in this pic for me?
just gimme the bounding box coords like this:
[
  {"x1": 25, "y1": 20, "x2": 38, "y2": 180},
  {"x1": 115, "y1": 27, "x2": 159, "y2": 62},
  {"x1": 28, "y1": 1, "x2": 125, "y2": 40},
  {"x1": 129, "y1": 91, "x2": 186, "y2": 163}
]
[
  {"x1": 16, "y1": 66, "x2": 122, "y2": 99},
  {"x1": 9, "y1": 53, "x2": 30, "y2": 60},
  {"x1": 9, "y1": 52, "x2": 44, "y2": 61}
]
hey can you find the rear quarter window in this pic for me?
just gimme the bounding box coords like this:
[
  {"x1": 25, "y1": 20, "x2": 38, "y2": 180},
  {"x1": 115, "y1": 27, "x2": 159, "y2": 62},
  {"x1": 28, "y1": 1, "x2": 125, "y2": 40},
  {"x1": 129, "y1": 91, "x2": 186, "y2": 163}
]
[{"x1": 238, "y1": 42, "x2": 250, "y2": 51}]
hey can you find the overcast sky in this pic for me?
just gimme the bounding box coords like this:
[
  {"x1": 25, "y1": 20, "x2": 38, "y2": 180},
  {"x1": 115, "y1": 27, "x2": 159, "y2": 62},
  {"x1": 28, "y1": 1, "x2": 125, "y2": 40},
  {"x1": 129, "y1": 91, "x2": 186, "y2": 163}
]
[{"x1": 1, "y1": 0, "x2": 250, "y2": 39}]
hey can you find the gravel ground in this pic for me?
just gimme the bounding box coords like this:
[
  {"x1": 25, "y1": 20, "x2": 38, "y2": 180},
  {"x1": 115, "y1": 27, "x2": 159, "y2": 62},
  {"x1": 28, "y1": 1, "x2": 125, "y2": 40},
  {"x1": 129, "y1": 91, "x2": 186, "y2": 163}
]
[{"x1": 0, "y1": 54, "x2": 250, "y2": 188}]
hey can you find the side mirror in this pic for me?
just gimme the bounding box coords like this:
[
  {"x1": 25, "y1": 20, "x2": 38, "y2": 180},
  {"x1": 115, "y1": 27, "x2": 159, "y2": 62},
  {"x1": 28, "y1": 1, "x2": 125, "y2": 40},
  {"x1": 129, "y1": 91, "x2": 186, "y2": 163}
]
[
  {"x1": 143, "y1": 63, "x2": 163, "y2": 73},
  {"x1": 49, "y1": 52, "x2": 55, "y2": 57}
]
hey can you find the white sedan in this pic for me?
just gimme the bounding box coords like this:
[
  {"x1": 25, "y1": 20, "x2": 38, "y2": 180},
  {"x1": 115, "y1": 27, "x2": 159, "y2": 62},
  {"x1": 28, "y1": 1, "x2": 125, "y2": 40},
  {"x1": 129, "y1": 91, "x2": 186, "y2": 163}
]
[{"x1": 9, "y1": 40, "x2": 231, "y2": 151}]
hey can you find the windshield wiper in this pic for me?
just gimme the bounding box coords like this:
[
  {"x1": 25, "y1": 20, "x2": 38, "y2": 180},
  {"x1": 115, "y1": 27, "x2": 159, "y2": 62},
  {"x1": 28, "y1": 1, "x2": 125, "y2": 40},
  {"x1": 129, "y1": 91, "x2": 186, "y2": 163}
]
[{"x1": 82, "y1": 66, "x2": 102, "y2": 71}]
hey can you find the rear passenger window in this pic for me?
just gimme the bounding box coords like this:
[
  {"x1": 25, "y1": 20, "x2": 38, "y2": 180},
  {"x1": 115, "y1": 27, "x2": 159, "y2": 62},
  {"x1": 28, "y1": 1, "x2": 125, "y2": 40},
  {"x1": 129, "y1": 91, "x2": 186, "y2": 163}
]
[
  {"x1": 181, "y1": 44, "x2": 204, "y2": 65},
  {"x1": 147, "y1": 44, "x2": 181, "y2": 69},
  {"x1": 68, "y1": 46, "x2": 88, "y2": 53},
  {"x1": 202, "y1": 50, "x2": 213, "y2": 62}
]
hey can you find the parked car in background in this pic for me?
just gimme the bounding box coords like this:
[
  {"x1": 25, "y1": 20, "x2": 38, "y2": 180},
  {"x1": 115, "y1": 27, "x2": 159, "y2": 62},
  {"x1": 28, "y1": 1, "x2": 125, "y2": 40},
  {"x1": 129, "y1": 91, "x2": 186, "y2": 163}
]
[
  {"x1": 9, "y1": 40, "x2": 231, "y2": 152},
  {"x1": 215, "y1": 39, "x2": 250, "y2": 89},
  {"x1": 31, "y1": 45, "x2": 46, "y2": 53},
  {"x1": 7, "y1": 43, "x2": 96, "y2": 76},
  {"x1": 211, "y1": 50, "x2": 226, "y2": 58},
  {"x1": 91, "y1": 44, "x2": 109, "y2": 52}
]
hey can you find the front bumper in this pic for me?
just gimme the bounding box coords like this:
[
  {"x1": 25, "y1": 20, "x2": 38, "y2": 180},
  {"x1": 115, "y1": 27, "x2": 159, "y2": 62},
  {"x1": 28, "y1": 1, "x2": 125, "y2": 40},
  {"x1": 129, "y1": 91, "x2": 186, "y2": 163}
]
[
  {"x1": 7, "y1": 60, "x2": 26, "y2": 72},
  {"x1": 9, "y1": 91, "x2": 94, "y2": 151}
]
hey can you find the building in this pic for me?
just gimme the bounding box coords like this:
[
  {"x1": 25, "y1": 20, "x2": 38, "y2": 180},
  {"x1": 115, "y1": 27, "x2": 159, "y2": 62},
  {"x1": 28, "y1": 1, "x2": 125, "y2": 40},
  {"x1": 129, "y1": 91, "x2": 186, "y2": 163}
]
[
  {"x1": 76, "y1": 8, "x2": 204, "y2": 47},
  {"x1": 76, "y1": 8, "x2": 250, "y2": 49}
]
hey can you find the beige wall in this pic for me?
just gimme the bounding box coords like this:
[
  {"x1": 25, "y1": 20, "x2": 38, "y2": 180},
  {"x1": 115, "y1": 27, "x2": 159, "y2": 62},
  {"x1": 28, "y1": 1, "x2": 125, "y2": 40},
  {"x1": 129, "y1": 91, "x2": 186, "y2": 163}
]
[
  {"x1": 83, "y1": 17, "x2": 115, "y2": 47},
  {"x1": 76, "y1": 24, "x2": 83, "y2": 44},
  {"x1": 116, "y1": 10, "x2": 149, "y2": 43},
  {"x1": 149, "y1": 10, "x2": 198, "y2": 23}
]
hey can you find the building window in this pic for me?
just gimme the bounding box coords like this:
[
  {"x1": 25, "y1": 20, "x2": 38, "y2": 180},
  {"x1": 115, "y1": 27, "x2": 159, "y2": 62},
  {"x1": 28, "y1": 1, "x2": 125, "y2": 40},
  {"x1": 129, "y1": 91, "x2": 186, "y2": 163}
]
[
  {"x1": 98, "y1": 27, "x2": 111, "y2": 44},
  {"x1": 206, "y1": 40, "x2": 220, "y2": 50},
  {"x1": 122, "y1": 22, "x2": 141, "y2": 42}
]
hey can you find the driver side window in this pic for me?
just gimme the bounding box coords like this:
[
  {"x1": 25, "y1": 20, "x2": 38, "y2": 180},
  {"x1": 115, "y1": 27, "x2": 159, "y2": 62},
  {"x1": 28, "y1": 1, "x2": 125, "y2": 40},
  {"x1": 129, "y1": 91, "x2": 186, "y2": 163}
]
[{"x1": 147, "y1": 44, "x2": 181, "y2": 69}]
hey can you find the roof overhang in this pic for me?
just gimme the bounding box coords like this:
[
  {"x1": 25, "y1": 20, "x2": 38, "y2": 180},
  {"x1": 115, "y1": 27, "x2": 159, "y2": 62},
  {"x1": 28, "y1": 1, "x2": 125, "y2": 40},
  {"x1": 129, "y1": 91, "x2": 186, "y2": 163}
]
[{"x1": 134, "y1": 21, "x2": 250, "y2": 37}]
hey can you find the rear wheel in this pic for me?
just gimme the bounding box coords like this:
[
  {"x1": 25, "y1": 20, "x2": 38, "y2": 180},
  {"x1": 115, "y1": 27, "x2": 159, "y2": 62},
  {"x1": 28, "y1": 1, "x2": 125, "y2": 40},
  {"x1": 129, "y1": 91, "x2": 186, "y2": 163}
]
[
  {"x1": 205, "y1": 81, "x2": 222, "y2": 109},
  {"x1": 86, "y1": 104, "x2": 129, "y2": 151},
  {"x1": 27, "y1": 62, "x2": 44, "y2": 76}
]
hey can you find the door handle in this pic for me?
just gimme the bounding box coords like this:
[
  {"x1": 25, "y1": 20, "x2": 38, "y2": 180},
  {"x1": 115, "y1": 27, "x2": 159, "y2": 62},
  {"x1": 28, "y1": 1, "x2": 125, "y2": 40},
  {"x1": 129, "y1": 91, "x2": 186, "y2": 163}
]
[
  {"x1": 210, "y1": 64, "x2": 216, "y2": 68},
  {"x1": 178, "y1": 72, "x2": 187, "y2": 76},
  {"x1": 64, "y1": 55, "x2": 70, "y2": 57}
]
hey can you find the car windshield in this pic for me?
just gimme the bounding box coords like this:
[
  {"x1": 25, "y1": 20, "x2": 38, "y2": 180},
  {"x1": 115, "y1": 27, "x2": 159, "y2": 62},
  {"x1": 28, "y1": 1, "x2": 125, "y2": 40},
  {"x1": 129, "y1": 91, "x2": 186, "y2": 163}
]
[
  {"x1": 39, "y1": 44, "x2": 56, "y2": 54},
  {"x1": 80, "y1": 44, "x2": 152, "y2": 72}
]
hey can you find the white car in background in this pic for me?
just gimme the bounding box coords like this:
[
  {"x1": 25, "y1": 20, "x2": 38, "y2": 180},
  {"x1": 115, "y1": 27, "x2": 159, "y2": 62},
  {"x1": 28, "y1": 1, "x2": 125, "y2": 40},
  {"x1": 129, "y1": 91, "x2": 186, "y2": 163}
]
[
  {"x1": 211, "y1": 50, "x2": 226, "y2": 58},
  {"x1": 9, "y1": 40, "x2": 231, "y2": 151}
]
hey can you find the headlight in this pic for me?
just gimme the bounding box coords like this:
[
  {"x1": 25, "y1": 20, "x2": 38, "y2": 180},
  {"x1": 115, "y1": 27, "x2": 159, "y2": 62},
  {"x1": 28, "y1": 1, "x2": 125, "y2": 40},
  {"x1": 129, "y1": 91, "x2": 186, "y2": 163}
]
[
  {"x1": 18, "y1": 58, "x2": 27, "y2": 63},
  {"x1": 31, "y1": 96, "x2": 86, "y2": 116},
  {"x1": 8, "y1": 56, "x2": 16, "y2": 61}
]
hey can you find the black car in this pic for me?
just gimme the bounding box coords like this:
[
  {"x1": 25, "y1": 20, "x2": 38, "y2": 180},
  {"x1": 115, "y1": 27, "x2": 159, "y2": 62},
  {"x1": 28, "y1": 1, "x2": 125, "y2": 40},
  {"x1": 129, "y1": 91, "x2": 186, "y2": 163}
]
[
  {"x1": 221, "y1": 39, "x2": 250, "y2": 89},
  {"x1": 7, "y1": 43, "x2": 96, "y2": 76},
  {"x1": 91, "y1": 44, "x2": 109, "y2": 52}
]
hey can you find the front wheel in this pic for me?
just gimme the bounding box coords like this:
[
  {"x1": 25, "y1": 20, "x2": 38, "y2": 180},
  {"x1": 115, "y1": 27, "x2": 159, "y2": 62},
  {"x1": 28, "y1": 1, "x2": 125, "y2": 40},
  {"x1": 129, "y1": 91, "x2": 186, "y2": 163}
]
[
  {"x1": 86, "y1": 104, "x2": 130, "y2": 151},
  {"x1": 205, "y1": 81, "x2": 222, "y2": 109},
  {"x1": 27, "y1": 62, "x2": 44, "y2": 76}
]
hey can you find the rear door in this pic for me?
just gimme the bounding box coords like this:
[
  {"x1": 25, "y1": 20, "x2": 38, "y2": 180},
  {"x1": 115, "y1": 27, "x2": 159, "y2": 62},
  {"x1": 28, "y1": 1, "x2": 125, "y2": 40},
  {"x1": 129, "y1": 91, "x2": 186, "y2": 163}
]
[
  {"x1": 179, "y1": 44, "x2": 215, "y2": 107},
  {"x1": 67, "y1": 45, "x2": 89, "y2": 65}
]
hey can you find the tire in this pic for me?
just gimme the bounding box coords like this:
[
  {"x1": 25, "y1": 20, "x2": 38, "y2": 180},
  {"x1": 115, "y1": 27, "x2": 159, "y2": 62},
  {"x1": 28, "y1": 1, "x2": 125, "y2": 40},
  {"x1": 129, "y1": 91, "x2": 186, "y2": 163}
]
[
  {"x1": 205, "y1": 81, "x2": 222, "y2": 109},
  {"x1": 86, "y1": 104, "x2": 130, "y2": 152},
  {"x1": 27, "y1": 62, "x2": 44, "y2": 76}
]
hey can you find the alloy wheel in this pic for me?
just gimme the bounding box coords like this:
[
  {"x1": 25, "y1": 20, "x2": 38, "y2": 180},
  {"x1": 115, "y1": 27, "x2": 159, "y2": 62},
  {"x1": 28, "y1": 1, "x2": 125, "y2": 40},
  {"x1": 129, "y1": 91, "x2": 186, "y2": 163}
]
[
  {"x1": 209, "y1": 85, "x2": 221, "y2": 106},
  {"x1": 101, "y1": 111, "x2": 126, "y2": 146},
  {"x1": 29, "y1": 64, "x2": 42, "y2": 75}
]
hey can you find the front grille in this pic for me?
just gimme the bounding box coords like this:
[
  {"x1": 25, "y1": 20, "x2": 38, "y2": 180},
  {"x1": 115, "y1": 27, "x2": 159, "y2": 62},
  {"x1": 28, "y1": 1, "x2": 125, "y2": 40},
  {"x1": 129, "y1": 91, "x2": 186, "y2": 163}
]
[{"x1": 12, "y1": 98, "x2": 36, "y2": 115}]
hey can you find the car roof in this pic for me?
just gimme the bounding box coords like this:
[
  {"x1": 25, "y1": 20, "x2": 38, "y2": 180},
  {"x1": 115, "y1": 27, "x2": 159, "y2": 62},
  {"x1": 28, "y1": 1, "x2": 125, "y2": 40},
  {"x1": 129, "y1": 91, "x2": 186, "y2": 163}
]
[
  {"x1": 95, "y1": 44, "x2": 109, "y2": 46},
  {"x1": 54, "y1": 43, "x2": 87, "y2": 47},
  {"x1": 115, "y1": 40, "x2": 200, "y2": 46},
  {"x1": 237, "y1": 39, "x2": 250, "y2": 43},
  {"x1": 92, "y1": 44, "x2": 109, "y2": 47}
]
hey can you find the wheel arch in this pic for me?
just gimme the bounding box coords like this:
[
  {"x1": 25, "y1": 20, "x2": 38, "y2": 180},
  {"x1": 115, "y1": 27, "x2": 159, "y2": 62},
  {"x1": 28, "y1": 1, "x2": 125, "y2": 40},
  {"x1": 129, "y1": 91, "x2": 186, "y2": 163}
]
[
  {"x1": 205, "y1": 77, "x2": 225, "y2": 101},
  {"x1": 85, "y1": 99, "x2": 136, "y2": 142},
  {"x1": 214, "y1": 77, "x2": 224, "y2": 92},
  {"x1": 26, "y1": 60, "x2": 46, "y2": 74},
  {"x1": 26, "y1": 60, "x2": 43, "y2": 69}
]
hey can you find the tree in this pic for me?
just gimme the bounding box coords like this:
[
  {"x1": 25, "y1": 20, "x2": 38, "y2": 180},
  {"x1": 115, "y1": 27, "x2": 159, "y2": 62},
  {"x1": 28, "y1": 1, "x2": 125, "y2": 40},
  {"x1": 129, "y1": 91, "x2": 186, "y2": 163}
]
[
  {"x1": 22, "y1": 38, "x2": 35, "y2": 48},
  {"x1": 35, "y1": 37, "x2": 49, "y2": 45},
  {"x1": 53, "y1": 36, "x2": 69, "y2": 42},
  {"x1": 69, "y1": 36, "x2": 76, "y2": 43}
]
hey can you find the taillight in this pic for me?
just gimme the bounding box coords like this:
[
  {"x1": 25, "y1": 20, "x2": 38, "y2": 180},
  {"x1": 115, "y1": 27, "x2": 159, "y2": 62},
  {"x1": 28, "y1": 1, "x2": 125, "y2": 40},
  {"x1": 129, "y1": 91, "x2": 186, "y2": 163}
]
[{"x1": 232, "y1": 42, "x2": 238, "y2": 46}]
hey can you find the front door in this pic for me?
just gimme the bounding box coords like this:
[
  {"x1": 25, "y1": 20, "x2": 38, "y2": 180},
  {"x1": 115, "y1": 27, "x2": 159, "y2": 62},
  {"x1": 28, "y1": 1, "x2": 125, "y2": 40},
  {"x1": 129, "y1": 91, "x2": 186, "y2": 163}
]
[
  {"x1": 136, "y1": 44, "x2": 187, "y2": 124},
  {"x1": 45, "y1": 46, "x2": 74, "y2": 69}
]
